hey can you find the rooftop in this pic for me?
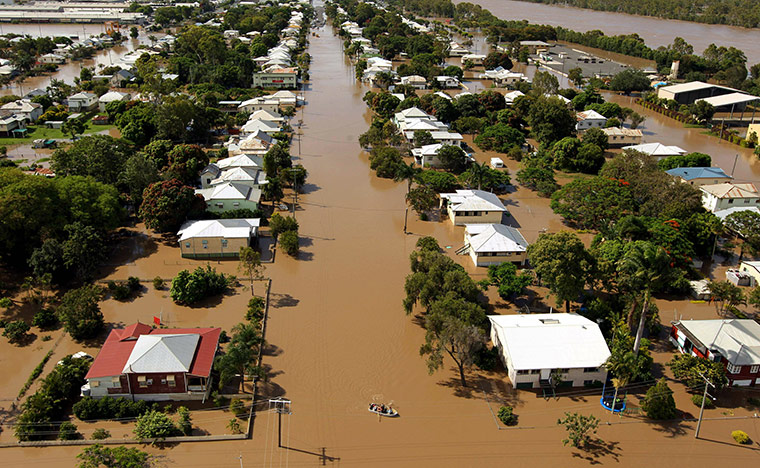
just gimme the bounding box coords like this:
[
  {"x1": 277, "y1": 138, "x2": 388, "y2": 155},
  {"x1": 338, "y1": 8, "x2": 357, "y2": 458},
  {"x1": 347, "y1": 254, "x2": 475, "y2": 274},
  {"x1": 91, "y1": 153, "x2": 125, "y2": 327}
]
[
  {"x1": 465, "y1": 224, "x2": 528, "y2": 253},
  {"x1": 665, "y1": 166, "x2": 732, "y2": 181},
  {"x1": 658, "y1": 81, "x2": 735, "y2": 94},
  {"x1": 674, "y1": 319, "x2": 760, "y2": 366},
  {"x1": 489, "y1": 314, "x2": 610, "y2": 370},
  {"x1": 177, "y1": 218, "x2": 260, "y2": 241},
  {"x1": 700, "y1": 182, "x2": 759, "y2": 199},
  {"x1": 440, "y1": 189, "x2": 507, "y2": 213},
  {"x1": 623, "y1": 142, "x2": 687, "y2": 156}
]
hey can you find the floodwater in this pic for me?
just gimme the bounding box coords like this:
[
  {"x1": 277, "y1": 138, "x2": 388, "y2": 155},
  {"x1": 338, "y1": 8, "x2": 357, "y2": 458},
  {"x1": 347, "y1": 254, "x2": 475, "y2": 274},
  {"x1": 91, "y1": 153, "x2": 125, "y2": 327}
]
[
  {"x1": 464, "y1": 0, "x2": 760, "y2": 65},
  {"x1": 3, "y1": 9, "x2": 760, "y2": 468}
]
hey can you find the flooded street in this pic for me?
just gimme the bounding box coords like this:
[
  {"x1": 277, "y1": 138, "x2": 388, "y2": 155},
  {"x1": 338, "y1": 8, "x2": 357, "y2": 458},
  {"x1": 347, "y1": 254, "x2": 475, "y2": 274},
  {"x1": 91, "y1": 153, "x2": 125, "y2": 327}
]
[
  {"x1": 466, "y1": 0, "x2": 760, "y2": 65},
  {"x1": 4, "y1": 9, "x2": 760, "y2": 467}
]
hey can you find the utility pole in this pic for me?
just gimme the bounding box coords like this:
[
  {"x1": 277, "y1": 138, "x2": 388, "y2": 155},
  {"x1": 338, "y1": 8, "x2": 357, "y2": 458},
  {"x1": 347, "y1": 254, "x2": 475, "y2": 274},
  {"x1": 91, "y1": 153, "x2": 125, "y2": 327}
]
[
  {"x1": 238, "y1": 453, "x2": 243, "y2": 468},
  {"x1": 269, "y1": 398, "x2": 291, "y2": 448},
  {"x1": 730, "y1": 153, "x2": 739, "y2": 177},
  {"x1": 695, "y1": 372, "x2": 715, "y2": 438}
]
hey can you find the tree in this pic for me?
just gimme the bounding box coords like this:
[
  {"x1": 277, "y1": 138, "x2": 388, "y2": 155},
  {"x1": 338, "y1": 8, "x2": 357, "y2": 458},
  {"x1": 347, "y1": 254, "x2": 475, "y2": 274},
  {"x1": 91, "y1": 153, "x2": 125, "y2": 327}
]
[
  {"x1": 58, "y1": 421, "x2": 79, "y2": 440},
  {"x1": 582, "y1": 127, "x2": 609, "y2": 151},
  {"x1": 279, "y1": 230, "x2": 299, "y2": 256},
  {"x1": 62, "y1": 118, "x2": 86, "y2": 140},
  {"x1": 436, "y1": 145, "x2": 468, "y2": 173},
  {"x1": 516, "y1": 166, "x2": 558, "y2": 196},
  {"x1": 668, "y1": 354, "x2": 728, "y2": 390},
  {"x1": 413, "y1": 130, "x2": 434, "y2": 147},
  {"x1": 573, "y1": 143, "x2": 605, "y2": 174},
  {"x1": 527, "y1": 96, "x2": 575, "y2": 146},
  {"x1": 748, "y1": 286, "x2": 760, "y2": 310},
  {"x1": 420, "y1": 313, "x2": 485, "y2": 387},
  {"x1": 604, "y1": 319, "x2": 639, "y2": 413},
  {"x1": 657, "y1": 152, "x2": 712, "y2": 170},
  {"x1": 28, "y1": 239, "x2": 64, "y2": 281},
  {"x1": 641, "y1": 379, "x2": 677, "y2": 420},
  {"x1": 139, "y1": 179, "x2": 205, "y2": 232},
  {"x1": 177, "y1": 406, "x2": 192, "y2": 436},
  {"x1": 617, "y1": 241, "x2": 672, "y2": 352},
  {"x1": 474, "y1": 124, "x2": 525, "y2": 153},
  {"x1": 609, "y1": 69, "x2": 651, "y2": 94},
  {"x1": 691, "y1": 100, "x2": 715, "y2": 122},
  {"x1": 568, "y1": 67, "x2": 584, "y2": 87},
  {"x1": 77, "y1": 444, "x2": 153, "y2": 468},
  {"x1": 707, "y1": 280, "x2": 746, "y2": 315},
  {"x1": 724, "y1": 210, "x2": 760, "y2": 257},
  {"x1": 238, "y1": 247, "x2": 264, "y2": 297},
  {"x1": 483, "y1": 51, "x2": 513, "y2": 70},
  {"x1": 395, "y1": 162, "x2": 422, "y2": 232},
  {"x1": 164, "y1": 144, "x2": 210, "y2": 185},
  {"x1": 527, "y1": 232, "x2": 592, "y2": 313},
  {"x1": 551, "y1": 177, "x2": 635, "y2": 232},
  {"x1": 406, "y1": 185, "x2": 438, "y2": 217},
  {"x1": 62, "y1": 222, "x2": 107, "y2": 281},
  {"x1": 215, "y1": 322, "x2": 262, "y2": 392},
  {"x1": 118, "y1": 153, "x2": 160, "y2": 208},
  {"x1": 531, "y1": 71, "x2": 559, "y2": 96},
  {"x1": 369, "y1": 146, "x2": 403, "y2": 178},
  {"x1": 52, "y1": 135, "x2": 135, "y2": 185},
  {"x1": 57, "y1": 285, "x2": 104, "y2": 340},
  {"x1": 269, "y1": 214, "x2": 299, "y2": 240},
  {"x1": 134, "y1": 411, "x2": 180, "y2": 441},
  {"x1": 487, "y1": 263, "x2": 532, "y2": 300},
  {"x1": 3, "y1": 320, "x2": 30, "y2": 343},
  {"x1": 130, "y1": 26, "x2": 139, "y2": 39},
  {"x1": 557, "y1": 412, "x2": 599, "y2": 449},
  {"x1": 170, "y1": 266, "x2": 230, "y2": 305}
]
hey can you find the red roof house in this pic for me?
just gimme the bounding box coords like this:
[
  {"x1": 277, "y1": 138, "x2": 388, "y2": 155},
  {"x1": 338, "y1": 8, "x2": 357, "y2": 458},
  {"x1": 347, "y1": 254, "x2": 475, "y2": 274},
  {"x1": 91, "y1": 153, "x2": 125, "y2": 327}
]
[{"x1": 84, "y1": 322, "x2": 221, "y2": 401}]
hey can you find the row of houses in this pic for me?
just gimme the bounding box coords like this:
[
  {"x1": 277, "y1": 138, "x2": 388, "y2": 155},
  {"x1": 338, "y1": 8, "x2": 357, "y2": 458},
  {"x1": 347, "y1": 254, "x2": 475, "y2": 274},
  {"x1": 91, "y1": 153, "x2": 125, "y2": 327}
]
[{"x1": 251, "y1": 9, "x2": 304, "y2": 89}]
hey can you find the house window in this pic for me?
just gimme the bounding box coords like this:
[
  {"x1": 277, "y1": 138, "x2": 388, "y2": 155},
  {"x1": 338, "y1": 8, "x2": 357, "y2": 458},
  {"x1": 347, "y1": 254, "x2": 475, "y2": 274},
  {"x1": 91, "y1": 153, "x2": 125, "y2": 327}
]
[
  {"x1": 91, "y1": 380, "x2": 100, "y2": 387},
  {"x1": 583, "y1": 367, "x2": 598, "y2": 373},
  {"x1": 137, "y1": 376, "x2": 147, "y2": 388},
  {"x1": 221, "y1": 239, "x2": 228, "y2": 247},
  {"x1": 745, "y1": 199, "x2": 751, "y2": 204},
  {"x1": 167, "y1": 376, "x2": 176, "y2": 387},
  {"x1": 233, "y1": 202, "x2": 240, "y2": 207},
  {"x1": 202, "y1": 240, "x2": 208, "y2": 249},
  {"x1": 530, "y1": 369, "x2": 540, "y2": 374},
  {"x1": 111, "y1": 377, "x2": 121, "y2": 388},
  {"x1": 216, "y1": 203, "x2": 224, "y2": 208},
  {"x1": 554, "y1": 368, "x2": 570, "y2": 374},
  {"x1": 751, "y1": 365, "x2": 760, "y2": 374},
  {"x1": 727, "y1": 362, "x2": 741, "y2": 374},
  {"x1": 728, "y1": 199, "x2": 734, "y2": 204},
  {"x1": 516, "y1": 369, "x2": 530, "y2": 375},
  {"x1": 185, "y1": 242, "x2": 190, "y2": 248}
]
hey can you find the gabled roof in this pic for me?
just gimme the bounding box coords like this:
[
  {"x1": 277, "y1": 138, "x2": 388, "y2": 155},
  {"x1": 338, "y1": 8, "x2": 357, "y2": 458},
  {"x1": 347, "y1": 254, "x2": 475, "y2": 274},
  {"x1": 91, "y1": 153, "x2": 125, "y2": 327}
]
[
  {"x1": 86, "y1": 323, "x2": 221, "y2": 379},
  {"x1": 489, "y1": 313, "x2": 610, "y2": 370},
  {"x1": 674, "y1": 319, "x2": 760, "y2": 366},
  {"x1": 99, "y1": 91, "x2": 130, "y2": 102},
  {"x1": 440, "y1": 189, "x2": 507, "y2": 212},
  {"x1": 249, "y1": 109, "x2": 284, "y2": 122},
  {"x1": 411, "y1": 143, "x2": 443, "y2": 157},
  {"x1": 466, "y1": 224, "x2": 528, "y2": 253},
  {"x1": 68, "y1": 91, "x2": 96, "y2": 100},
  {"x1": 395, "y1": 107, "x2": 431, "y2": 120},
  {"x1": 214, "y1": 166, "x2": 267, "y2": 185},
  {"x1": 665, "y1": 166, "x2": 732, "y2": 181},
  {"x1": 700, "y1": 183, "x2": 759, "y2": 199},
  {"x1": 241, "y1": 119, "x2": 280, "y2": 133},
  {"x1": 178, "y1": 218, "x2": 260, "y2": 241},
  {"x1": 576, "y1": 110, "x2": 606, "y2": 121},
  {"x1": 622, "y1": 142, "x2": 687, "y2": 156},
  {"x1": 195, "y1": 182, "x2": 261, "y2": 202},
  {"x1": 216, "y1": 154, "x2": 264, "y2": 170}
]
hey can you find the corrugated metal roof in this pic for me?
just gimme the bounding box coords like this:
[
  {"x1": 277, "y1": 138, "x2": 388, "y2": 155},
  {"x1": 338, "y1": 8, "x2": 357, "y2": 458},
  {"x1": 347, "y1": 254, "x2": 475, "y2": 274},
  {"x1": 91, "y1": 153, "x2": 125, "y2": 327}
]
[
  {"x1": 665, "y1": 166, "x2": 731, "y2": 181},
  {"x1": 466, "y1": 224, "x2": 528, "y2": 253},
  {"x1": 700, "y1": 182, "x2": 758, "y2": 199},
  {"x1": 674, "y1": 319, "x2": 760, "y2": 366},
  {"x1": 440, "y1": 190, "x2": 507, "y2": 212}
]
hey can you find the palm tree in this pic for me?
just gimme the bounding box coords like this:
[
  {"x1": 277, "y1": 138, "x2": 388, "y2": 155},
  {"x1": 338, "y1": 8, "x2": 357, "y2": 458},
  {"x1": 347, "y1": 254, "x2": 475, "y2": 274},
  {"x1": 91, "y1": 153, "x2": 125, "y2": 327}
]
[
  {"x1": 617, "y1": 241, "x2": 671, "y2": 353},
  {"x1": 604, "y1": 319, "x2": 638, "y2": 414},
  {"x1": 467, "y1": 161, "x2": 489, "y2": 191},
  {"x1": 394, "y1": 162, "x2": 422, "y2": 233}
]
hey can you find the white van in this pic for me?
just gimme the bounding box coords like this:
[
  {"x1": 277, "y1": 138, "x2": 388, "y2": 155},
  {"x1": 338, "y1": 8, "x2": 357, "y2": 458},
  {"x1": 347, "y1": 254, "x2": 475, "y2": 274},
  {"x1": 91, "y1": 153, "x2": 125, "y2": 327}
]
[{"x1": 490, "y1": 157, "x2": 505, "y2": 169}]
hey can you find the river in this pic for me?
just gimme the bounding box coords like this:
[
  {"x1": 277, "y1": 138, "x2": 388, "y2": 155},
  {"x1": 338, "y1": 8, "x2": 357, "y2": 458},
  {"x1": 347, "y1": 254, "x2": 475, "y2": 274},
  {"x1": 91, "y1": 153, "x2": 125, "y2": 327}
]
[{"x1": 463, "y1": 0, "x2": 760, "y2": 65}]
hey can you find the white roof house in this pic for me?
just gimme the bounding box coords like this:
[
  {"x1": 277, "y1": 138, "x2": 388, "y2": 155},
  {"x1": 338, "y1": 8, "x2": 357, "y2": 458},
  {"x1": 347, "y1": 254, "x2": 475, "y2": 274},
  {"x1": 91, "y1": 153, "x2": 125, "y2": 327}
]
[
  {"x1": 195, "y1": 182, "x2": 261, "y2": 213},
  {"x1": 216, "y1": 154, "x2": 264, "y2": 170},
  {"x1": 212, "y1": 167, "x2": 268, "y2": 187},
  {"x1": 178, "y1": 218, "x2": 260, "y2": 242},
  {"x1": 248, "y1": 109, "x2": 284, "y2": 123},
  {"x1": 123, "y1": 334, "x2": 200, "y2": 374},
  {"x1": 504, "y1": 90, "x2": 525, "y2": 105},
  {"x1": 622, "y1": 142, "x2": 687, "y2": 160},
  {"x1": 98, "y1": 91, "x2": 130, "y2": 111},
  {"x1": 464, "y1": 224, "x2": 529, "y2": 267},
  {"x1": 400, "y1": 75, "x2": 427, "y2": 89},
  {"x1": 575, "y1": 109, "x2": 607, "y2": 131},
  {"x1": 440, "y1": 189, "x2": 507, "y2": 225},
  {"x1": 270, "y1": 90, "x2": 300, "y2": 106},
  {"x1": 700, "y1": 183, "x2": 760, "y2": 213},
  {"x1": 241, "y1": 118, "x2": 280, "y2": 136},
  {"x1": 489, "y1": 313, "x2": 610, "y2": 389}
]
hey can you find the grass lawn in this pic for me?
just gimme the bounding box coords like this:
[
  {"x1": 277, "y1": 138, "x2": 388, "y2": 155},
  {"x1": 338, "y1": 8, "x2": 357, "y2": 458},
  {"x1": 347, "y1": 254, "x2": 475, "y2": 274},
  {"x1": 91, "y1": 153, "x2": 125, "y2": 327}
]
[{"x1": 0, "y1": 121, "x2": 116, "y2": 146}]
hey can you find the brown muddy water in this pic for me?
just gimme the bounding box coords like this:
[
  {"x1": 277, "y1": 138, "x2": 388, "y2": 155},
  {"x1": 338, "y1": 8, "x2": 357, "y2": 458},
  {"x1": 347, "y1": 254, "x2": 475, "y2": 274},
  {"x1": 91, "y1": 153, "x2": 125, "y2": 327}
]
[
  {"x1": 465, "y1": 0, "x2": 760, "y2": 65},
  {"x1": 4, "y1": 16, "x2": 760, "y2": 468}
]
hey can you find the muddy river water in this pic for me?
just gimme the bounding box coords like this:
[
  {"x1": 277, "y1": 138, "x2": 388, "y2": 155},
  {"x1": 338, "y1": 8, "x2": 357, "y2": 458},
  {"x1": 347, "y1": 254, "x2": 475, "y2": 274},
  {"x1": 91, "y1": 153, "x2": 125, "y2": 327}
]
[{"x1": 4, "y1": 7, "x2": 760, "y2": 467}]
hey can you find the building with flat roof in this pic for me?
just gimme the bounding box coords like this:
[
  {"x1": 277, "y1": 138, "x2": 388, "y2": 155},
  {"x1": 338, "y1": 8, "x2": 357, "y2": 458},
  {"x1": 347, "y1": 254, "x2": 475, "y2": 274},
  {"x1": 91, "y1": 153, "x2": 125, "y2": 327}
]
[{"x1": 657, "y1": 81, "x2": 739, "y2": 105}]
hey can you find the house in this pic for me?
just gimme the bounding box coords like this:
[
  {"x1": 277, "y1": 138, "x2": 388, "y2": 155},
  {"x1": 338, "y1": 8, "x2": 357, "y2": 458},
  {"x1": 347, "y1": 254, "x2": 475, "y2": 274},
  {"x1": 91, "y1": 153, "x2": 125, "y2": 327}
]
[
  {"x1": 38, "y1": 53, "x2": 65, "y2": 64},
  {"x1": 400, "y1": 75, "x2": 427, "y2": 89},
  {"x1": 519, "y1": 40, "x2": 552, "y2": 54},
  {"x1": 209, "y1": 167, "x2": 268, "y2": 189},
  {"x1": 98, "y1": 91, "x2": 130, "y2": 112},
  {"x1": 700, "y1": 183, "x2": 760, "y2": 213},
  {"x1": 248, "y1": 109, "x2": 284, "y2": 123},
  {"x1": 66, "y1": 92, "x2": 98, "y2": 112},
  {"x1": 448, "y1": 42, "x2": 470, "y2": 57},
  {"x1": 488, "y1": 313, "x2": 610, "y2": 390},
  {"x1": 665, "y1": 167, "x2": 733, "y2": 187},
  {"x1": 177, "y1": 218, "x2": 260, "y2": 258},
  {"x1": 435, "y1": 76, "x2": 460, "y2": 89},
  {"x1": 440, "y1": 189, "x2": 507, "y2": 225},
  {"x1": 670, "y1": 319, "x2": 760, "y2": 387},
  {"x1": 412, "y1": 143, "x2": 444, "y2": 167},
  {"x1": 83, "y1": 323, "x2": 221, "y2": 401},
  {"x1": 429, "y1": 130, "x2": 463, "y2": 147},
  {"x1": 480, "y1": 68, "x2": 525, "y2": 87},
  {"x1": 195, "y1": 182, "x2": 261, "y2": 213},
  {"x1": 738, "y1": 261, "x2": 760, "y2": 287},
  {"x1": 462, "y1": 53, "x2": 486, "y2": 65},
  {"x1": 216, "y1": 154, "x2": 264, "y2": 171},
  {"x1": 270, "y1": 90, "x2": 300, "y2": 106},
  {"x1": 393, "y1": 107, "x2": 434, "y2": 127},
  {"x1": 0, "y1": 115, "x2": 25, "y2": 137},
  {"x1": 504, "y1": 90, "x2": 525, "y2": 106},
  {"x1": 575, "y1": 109, "x2": 607, "y2": 131},
  {"x1": 253, "y1": 67, "x2": 298, "y2": 89},
  {"x1": 231, "y1": 131, "x2": 274, "y2": 156},
  {"x1": 109, "y1": 69, "x2": 133, "y2": 88},
  {"x1": 0, "y1": 100, "x2": 42, "y2": 122},
  {"x1": 602, "y1": 127, "x2": 642, "y2": 146},
  {"x1": 240, "y1": 118, "x2": 280, "y2": 136},
  {"x1": 463, "y1": 224, "x2": 529, "y2": 267},
  {"x1": 622, "y1": 142, "x2": 687, "y2": 160},
  {"x1": 238, "y1": 97, "x2": 279, "y2": 113}
]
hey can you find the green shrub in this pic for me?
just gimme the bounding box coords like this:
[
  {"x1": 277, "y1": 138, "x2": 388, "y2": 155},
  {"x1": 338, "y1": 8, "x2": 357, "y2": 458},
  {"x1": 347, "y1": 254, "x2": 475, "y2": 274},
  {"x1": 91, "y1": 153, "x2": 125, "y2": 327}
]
[
  {"x1": 170, "y1": 265, "x2": 231, "y2": 305},
  {"x1": 246, "y1": 297, "x2": 265, "y2": 322},
  {"x1": 133, "y1": 411, "x2": 180, "y2": 440},
  {"x1": 269, "y1": 213, "x2": 298, "y2": 240},
  {"x1": 212, "y1": 391, "x2": 229, "y2": 408},
  {"x1": 111, "y1": 283, "x2": 131, "y2": 301},
  {"x1": 127, "y1": 276, "x2": 141, "y2": 291},
  {"x1": 91, "y1": 428, "x2": 111, "y2": 440},
  {"x1": 153, "y1": 276, "x2": 165, "y2": 290},
  {"x1": 0, "y1": 297, "x2": 12, "y2": 308},
  {"x1": 3, "y1": 320, "x2": 30, "y2": 343},
  {"x1": 732, "y1": 430, "x2": 751, "y2": 444},
  {"x1": 73, "y1": 396, "x2": 157, "y2": 420},
  {"x1": 177, "y1": 406, "x2": 192, "y2": 436},
  {"x1": 691, "y1": 394, "x2": 714, "y2": 409},
  {"x1": 32, "y1": 307, "x2": 58, "y2": 329},
  {"x1": 641, "y1": 379, "x2": 677, "y2": 420},
  {"x1": 230, "y1": 399, "x2": 246, "y2": 418},
  {"x1": 279, "y1": 230, "x2": 299, "y2": 256},
  {"x1": 41, "y1": 335, "x2": 51, "y2": 341},
  {"x1": 497, "y1": 405, "x2": 518, "y2": 426},
  {"x1": 227, "y1": 418, "x2": 242, "y2": 434},
  {"x1": 58, "y1": 421, "x2": 79, "y2": 440}
]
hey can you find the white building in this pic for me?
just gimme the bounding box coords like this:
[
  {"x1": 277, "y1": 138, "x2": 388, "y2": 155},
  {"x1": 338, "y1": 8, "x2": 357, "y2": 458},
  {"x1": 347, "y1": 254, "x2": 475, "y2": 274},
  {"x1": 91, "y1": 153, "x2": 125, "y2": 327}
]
[
  {"x1": 98, "y1": 91, "x2": 130, "y2": 112},
  {"x1": 489, "y1": 314, "x2": 610, "y2": 390},
  {"x1": 464, "y1": 224, "x2": 528, "y2": 267},
  {"x1": 575, "y1": 109, "x2": 607, "y2": 131},
  {"x1": 440, "y1": 189, "x2": 507, "y2": 225},
  {"x1": 400, "y1": 75, "x2": 427, "y2": 89},
  {"x1": 622, "y1": 142, "x2": 687, "y2": 160},
  {"x1": 700, "y1": 183, "x2": 760, "y2": 213},
  {"x1": 603, "y1": 127, "x2": 642, "y2": 146}
]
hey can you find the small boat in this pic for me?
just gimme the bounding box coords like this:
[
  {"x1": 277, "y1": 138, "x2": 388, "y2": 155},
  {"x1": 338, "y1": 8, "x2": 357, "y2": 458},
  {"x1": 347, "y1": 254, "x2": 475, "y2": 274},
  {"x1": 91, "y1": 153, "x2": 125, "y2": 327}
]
[{"x1": 368, "y1": 403, "x2": 398, "y2": 417}]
